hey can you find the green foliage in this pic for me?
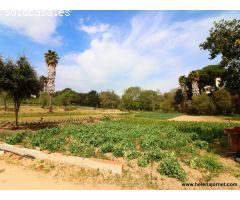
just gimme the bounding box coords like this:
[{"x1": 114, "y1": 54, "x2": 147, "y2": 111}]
[
  {"x1": 138, "y1": 90, "x2": 162, "y2": 111},
  {"x1": 122, "y1": 87, "x2": 142, "y2": 110},
  {"x1": 188, "y1": 71, "x2": 200, "y2": 82},
  {"x1": 69, "y1": 142, "x2": 95, "y2": 157},
  {"x1": 159, "y1": 91, "x2": 176, "y2": 112},
  {"x1": 193, "y1": 140, "x2": 209, "y2": 150},
  {"x1": 138, "y1": 156, "x2": 150, "y2": 167},
  {"x1": 200, "y1": 19, "x2": 240, "y2": 95},
  {"x1": 189, "y1": 154, "x2": 223, "y2": 173},
  {"x1": 99, "y1": 91, "x2": 120, "y2": 109},
  {"x1": 157, "y1": 152, "x2": 187, "y2": 181},
  {"x1": 5, "y1": 132, "x2": 26, "y2": 145},
  {"x1": 100, "y1": 142, "x2": 114, "y2": 153},
  {"x1": 198, "y1": 65, "x2": 224, "y2": 91},
  {"x1": 190, "y1": 93, "x2": 215, "y2": 115},
  {"x1": 212, "y1": 89, "x2": 232, "y2": 114},
  {"x1": 0, "y1": 117, "x2": 234, "y2": 182},
  {"x1": 44, "y1": 50, "x2": 59, "y2": 65},
  {"x1": 0, "y1": 56, "x2": 41, "y2": 126}
]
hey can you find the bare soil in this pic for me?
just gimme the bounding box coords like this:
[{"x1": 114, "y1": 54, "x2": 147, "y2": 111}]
[
  {"x1": 0, "y1": 151, "x2": 239, "y2": 190},
  {"x1": 168, "y1": 115, "x2": 240, "y2": 123}
]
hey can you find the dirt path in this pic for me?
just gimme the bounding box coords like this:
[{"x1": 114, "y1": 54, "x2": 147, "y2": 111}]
[
  {"x1": 0, "y1": 159, "x2": 118, "y2": 190},
  {"x1": 168, "y1": 115, "x2": 238, "y2": 123}
]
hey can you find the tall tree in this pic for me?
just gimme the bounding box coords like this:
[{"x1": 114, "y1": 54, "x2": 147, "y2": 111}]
[
  {"x1": 188, "y1": 71, "x2": 200, "y2": 97},
  {"x1": 0, "y1": 56, "x2": 40, "y2": 127},
  {"x1": 178, "y1": 76, "x2": 188, "y2": 100},
  {"x1": 122, "y1": 87, "x2": 142, "y2": 110},
  {"x1": 99, "y1": 91, "x2": 120, "y2": 109},
  {"x1": 200, "y1": 19, "x2": 240, "y2": 95},
  {"x1": 44, "y1": 50, "x2": 59, "y2": 112},
  {"x1": 139, "y1": 90, "x2": 161, "y2": 111}
]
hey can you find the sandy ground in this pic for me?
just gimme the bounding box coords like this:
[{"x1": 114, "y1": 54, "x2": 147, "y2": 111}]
[
  {"x1": 168, "y1": 115, "x2": 239, "y2": 123},
  {"x1": 0, "y1": 159, "x2": 120, "y2": 190}
]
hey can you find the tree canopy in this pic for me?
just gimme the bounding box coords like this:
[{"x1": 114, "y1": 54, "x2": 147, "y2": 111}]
[
  {"x1": 0, "y1": 56, "x2": 40, "y2": 127},
  {"x1": 200, "y1": 19, "x2": 240, "y2": 94}
]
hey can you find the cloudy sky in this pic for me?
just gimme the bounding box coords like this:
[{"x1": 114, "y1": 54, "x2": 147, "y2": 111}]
[{"x1": 0, "y1": 10, "x2": 239, "y2": 94}]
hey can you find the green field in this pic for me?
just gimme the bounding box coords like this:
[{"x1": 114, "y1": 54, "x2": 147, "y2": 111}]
[{"x1": 1, "y1": 113, "x2": 239, "y2": 182}]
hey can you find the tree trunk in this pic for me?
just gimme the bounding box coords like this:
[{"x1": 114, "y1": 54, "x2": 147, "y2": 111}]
[
  {"x1": 14, "y1": 99, "x2": 21, "y2": 128},
  {"x1": 49, "y1": 94, "x2": 53, "y2": 112},
  {"x1": 3, "y1": 98, "x2": 7, "y2": 110}
]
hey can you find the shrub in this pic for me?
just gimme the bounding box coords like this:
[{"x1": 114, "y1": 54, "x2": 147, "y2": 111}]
[
  {"x1": 193, "y1": 140, "x2": 209, "y2": 150},
  {"x1": 189, "y1": 93, "x2": 215, "y2": 115},
  {"x1": 189, "y1": 154, "x2": 223, "y2": 173},
  {"x1": 69, "y1": 143, "x2": 95, "y2": 158},
  {"x1": 145, "y1": 148, "x2": 164, "y2": 161},
  {"x1": 212, "y1": 89, "x2": 232, "y2": 114},
  {"x1": 100, "y1": 142, "x2": 114, "y2": 153},
  {"x1": 6, "y1": 132, "x2": 26, "y2": 145},
  {"x1": 137, "y1": 155, "x2": 150, "y2": 167},
  {"x1": 157, "y1": 152, "x2": 187, "y2": 181}
]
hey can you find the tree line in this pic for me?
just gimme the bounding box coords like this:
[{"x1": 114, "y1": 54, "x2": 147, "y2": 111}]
[
  {"x1": 1, "y1": 18, "x2": 239, "y2": 127},
  {"x1": 175, "y1": 19, "x2": 240, "y2": 115}
]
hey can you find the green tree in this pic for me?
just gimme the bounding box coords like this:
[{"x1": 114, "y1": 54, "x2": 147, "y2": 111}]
[
  {"x1": 212, "y1": 89, "x2": 232, "y2": 114},
  {"x1": 99, "y1": 91, "x2": 120, "y2": 109},
  {"x1": 0, "y1": 91, "x2": 11, "y2": 110},
  {"x1": 139, "y1": 90, "x2": 161, "y2": 111},
  {"x1": 160, "y1": 91, "x2": 176, "y2": 112},
  {"x1": 85, "y1": 90, "x2": 100, "y2": 107},
  {"x1": 200, "y1": 19, "x2": 240, "y2": 95},
  {"x1": 190, "y1": 93, "x2": 215, "y2": 115},
  {"x1": 198, "y1": 65, "x2": 224, "y2": 91},
  {"x1": 122, "y1": 87, "x2": 142, "y2": 110},
  {"x1": 39, "y1": 75, "x2": 48, "y2": 92},
  {"x1": 188, "y1": 71, "x2": 200, "y2": 97},
  {"x1": 0, "y1": 56, "x2": 40, "y2": 127},
  {"x1": 58, "y1": 88, "x2": 78, "y2": 111},
  {"x1": 44, "y1": 50, "x2": 59, "y2": 112}
]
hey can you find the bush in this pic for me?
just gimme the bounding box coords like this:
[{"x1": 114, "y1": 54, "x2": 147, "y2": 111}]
[
  {"x1": 69, "y1": 142, "x2": 95, "y2": 158},
  {"x1": 137, "y1": 155, "x2": 150, "y2": 167},
  {"x1": 6, "y1": 132, "x2": 26, "y2": 145},
  {"x1": 100, "y1": 142, "x2": 114, "y2": 153},
  {"x1": 157, "y1": 152, "x2": 187, "y2": 181},
  {"x1": 189, "y1": 93, "x2": 215, "y2": 115},
  {"x1": 212, "y1": 89, "x2": 232, "y2": 114},
  {"x1": 189, "y1": 154, "x2": 223, "y2": 173}
]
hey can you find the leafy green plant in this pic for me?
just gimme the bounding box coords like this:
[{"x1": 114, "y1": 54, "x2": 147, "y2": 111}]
[
  {"x1": 100, "y1": 142, "x2": 114, "y2": 153},
  {"x1": 6, "y1": 132, "x2": 26, "y2": 145},
  {"x1": 137, "y1": 155, "x2": 150, "y2": 167},
  {"x1": 189, "y1": 154, "x2": 223, "y2": 173},
  {"x1": 157, "y1": 152, "x2": 187, "y2": 181}
]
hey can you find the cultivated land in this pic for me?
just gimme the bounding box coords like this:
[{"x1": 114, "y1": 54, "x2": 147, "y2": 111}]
[{"x1": 0, "y1": 106, "x2": 240, "y2": 189}]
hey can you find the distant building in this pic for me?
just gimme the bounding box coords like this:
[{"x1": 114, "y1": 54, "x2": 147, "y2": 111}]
[{"x1": 204, "y1": 77, "x2": 221, "y2": 94}]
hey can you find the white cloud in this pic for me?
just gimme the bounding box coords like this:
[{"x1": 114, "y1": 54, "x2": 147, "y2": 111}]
[
  {"x1": 79, "y1": 22, "x2": 110, "y2": 34},
  {"x1": 0, "y1": 13, "x2": 61, "y2": 45},
  {"x1": 56, "y1": 11, "x2": 240, "y2": 94}
]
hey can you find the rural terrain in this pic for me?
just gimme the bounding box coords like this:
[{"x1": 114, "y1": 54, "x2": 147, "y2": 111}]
[{"x1": 0, "y1": 106, "x2": 239, "y2": 189}]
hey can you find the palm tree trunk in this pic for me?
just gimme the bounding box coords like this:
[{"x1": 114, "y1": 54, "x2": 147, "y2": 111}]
[{"x1": 49, "y1": 94, "x2": 53, "y2": 112}]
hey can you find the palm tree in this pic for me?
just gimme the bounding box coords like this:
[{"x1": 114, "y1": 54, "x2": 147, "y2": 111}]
[
  {"x1": 188, "y1": 71, "x2": 200, "y2": 97},
  {"x1": 44, "y1": 50, "x2": 59, "y2": 112},
  {"x1": 178, "y1": 75, "x2": 188, "y2": 100}
]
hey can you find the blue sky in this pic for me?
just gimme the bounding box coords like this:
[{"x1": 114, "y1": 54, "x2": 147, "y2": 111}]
[{"x1": 0, "y1": 10, "x2": 239, "y2": 94}]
